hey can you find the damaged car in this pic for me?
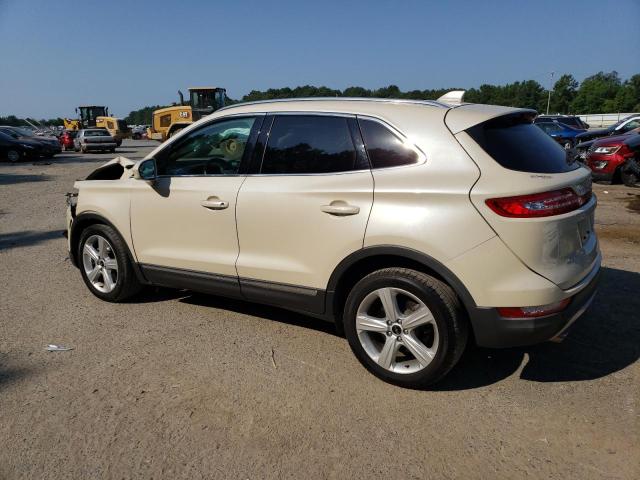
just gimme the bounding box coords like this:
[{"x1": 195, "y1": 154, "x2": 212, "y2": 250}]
[{"x1": 66, "y1": 97, "x2": 600, "y2": 388}]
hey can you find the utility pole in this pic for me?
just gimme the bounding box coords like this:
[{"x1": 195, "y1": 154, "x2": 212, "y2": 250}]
[{"x1": 546, "y1": 71, "x2": 555, "y2": 115}]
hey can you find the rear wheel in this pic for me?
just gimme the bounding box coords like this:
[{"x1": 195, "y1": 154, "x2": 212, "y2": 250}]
[
  {"x1": 344, "y1": 268, "x2": 468, "y2": 388},
  {"x1": 7, "y1": 149, "x2": 20, "y2": 163},
  {"x1": 78, "y1": 224, "x2": 142, "y2": 302},
  {"x1": 81, "y1": 145, "x2": 87, "y2": 153}
]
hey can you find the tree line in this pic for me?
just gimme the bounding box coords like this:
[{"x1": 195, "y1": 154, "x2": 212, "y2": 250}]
[
  {"x1": 237, "y1": 71, "x2": 639, "y2": 114},
  {"x1": 3, "y1": 71, "x2": 638, "y2": 128},
  {"x1": 0, "y1": 115, "x2": 65, "y2": 127}
]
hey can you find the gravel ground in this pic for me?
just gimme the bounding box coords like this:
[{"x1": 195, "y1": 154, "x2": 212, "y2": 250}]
[{"x1": 1, "y1": 140, "x2": 638, "y2": 479}]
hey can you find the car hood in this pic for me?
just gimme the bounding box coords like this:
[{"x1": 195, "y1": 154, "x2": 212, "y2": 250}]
[
  {"x1": 576, "y1": 128, "x2": 609, "y2": 139},
  {"x1": 16, "y1": 138, "x2": 44, "y2": 148},
  {"x1": 84, "y1": 156, "x2": 136, "y2": 181}
]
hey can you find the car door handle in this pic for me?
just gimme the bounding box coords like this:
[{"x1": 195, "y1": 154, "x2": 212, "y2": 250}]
[
  {"x1": 321, "y1": 203, "x2": 360, "y2": 216},
  {"x1": 201, "y1": 199, "x2": 229, "y2": 210}
]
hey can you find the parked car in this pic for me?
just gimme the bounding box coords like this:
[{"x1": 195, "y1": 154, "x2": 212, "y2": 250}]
[
  {"x1": 535, "y1": 121, "x2": 583, "y2": 149},
  {"x1": 0, "y1": 130, "x2": 46, "y2": 162},
  {"x1": 59, "y1": 130, "x2": 78, "y2": 151},
  {"x1": 576, "y1": 127, "x2": 640, "y2": 161},
  {"x1": 535, "y1": 115, "x2": 589, "y2": 130},
  {"x1": 585, "y1": 133, "x2": 640, "y2": 186},
  {"x1": 0, "y1": 126, "x2": 62, "y2": 157},
  {"x1": 131, "y1": 125, "x2": 147, "y2": 140},
  {"x1": 66, "y1": 98, "x2": 600, "y2": 388},
  {"x1": 576, "y1": 115, "x2": 640, "y2": 144},
  {"x1": 74, "y1": 128, "x2": 118, "y2": 153}
]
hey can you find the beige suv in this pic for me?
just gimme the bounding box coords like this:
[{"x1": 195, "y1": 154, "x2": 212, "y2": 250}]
[{"x1": 66, "y1": 97, "x2": 600, "y2": 388}]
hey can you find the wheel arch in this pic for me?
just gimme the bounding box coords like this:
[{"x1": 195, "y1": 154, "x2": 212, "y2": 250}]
[
  {"x1": 70, "y1": 212, "x2": 147, "y2": 283},
  {"x1": 325, "y1": 246, "x2": 477, "y2": 334}
]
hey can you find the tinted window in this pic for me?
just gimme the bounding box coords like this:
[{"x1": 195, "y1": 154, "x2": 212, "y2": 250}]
[
  {"x1": 620, "y1": 119, "x2": 640, "y2": 133},
  {"x1": 358, "y1": 119, "x2": 419, "y2": 169},
  {"x1": 157, "y1": 117, "x2": 256, "y2": 176},
  {"x1": 84, "y1": 130, "x2": 110, "y2": 136},
  {"x1": 537, "y1": 123, "x2": 560, "y2": 134},
  {"x1": 467, "y1": 114, "x2": 578, "y2": 174},
  {"x1": 261, "y1": 115, "x2": 360, "y2": 174}
]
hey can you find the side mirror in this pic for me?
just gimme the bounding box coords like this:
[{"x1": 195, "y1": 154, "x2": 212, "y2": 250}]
[{"x1": 133, "y1": 158, "x2": 157, "y2": 181}]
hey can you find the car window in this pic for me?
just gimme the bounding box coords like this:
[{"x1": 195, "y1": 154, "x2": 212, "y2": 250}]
[
  {"x1": 84, "y1": 130, "x2": 110, "y2": 136},
  {"x1": 619, "y1": 120, "x2": 640, "y2": 133},
  {"x1": 540, "y1": 123, "x2": 561, "y2": 133},
  {"x1": 157, "y1": 117, "x2": 256, "y2": 176},
  {"x1": 358, "y1": 118, "x2": 419, "y2": 169},
  {"x1": 261, "y1": 115, "x2": 361, "y2": 174},
  {"x1": 160, "y1": 114, "x2": 172, "y2": 128},
  {"x1": 0, "y1": 128, "x2": 19, "y2": 138},
  {"x1": 467, "y1": 113, "x2": 578, "y2": 174}
]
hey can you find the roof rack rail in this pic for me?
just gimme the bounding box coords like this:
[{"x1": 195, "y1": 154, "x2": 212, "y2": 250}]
[{"x1": 217, "y1": 97, "x2": 450, "y2": 112}]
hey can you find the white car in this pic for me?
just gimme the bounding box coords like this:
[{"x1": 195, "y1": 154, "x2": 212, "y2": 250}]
[{"x1": 65, "y1": 95, "x2": 600, "y2": 387}]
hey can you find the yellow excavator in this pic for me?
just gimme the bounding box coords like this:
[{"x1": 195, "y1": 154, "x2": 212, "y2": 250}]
[
  {"x1": 147, "y1": 87, "x2": 226, "y2": 141},
  {"x1": 64, "y1": 106, "x2": 131, "y2": 146}
]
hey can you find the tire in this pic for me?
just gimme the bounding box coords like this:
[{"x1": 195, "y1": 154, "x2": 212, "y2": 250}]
[
  {"x1": 7, "y1": 149, "x2": 21, "y2": 163},
  {"x1": 344, "y1": 268, "x2": 468, "y2": 388},
  {"x1": 110, "y1": 148, "x2": 116, "y2": 153},
  {"x1": 620, "y1": 161, "x2": 640, "y2": 187},
  {"x1": 74, "y1": 146, "x2": 80, "y2": 152},
  {"x1": 81, "y1": 145, "x2": 87, "y2": 153},
  {"x1": 78, "y1": 224, "x2": 142, "y2": 302}
]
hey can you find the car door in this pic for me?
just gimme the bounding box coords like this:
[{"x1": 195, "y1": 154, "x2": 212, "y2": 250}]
[
  {"x1": 130, "y1": 115, "x2": 262, "y2": 296},
  {"x1": 235, "y1": 114, "x2": 374, "y2": 313}
]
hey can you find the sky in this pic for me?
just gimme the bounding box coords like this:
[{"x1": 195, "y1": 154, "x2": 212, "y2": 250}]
[{"x1": 1, "y1": 0, "x2": 639, "y2": 119}]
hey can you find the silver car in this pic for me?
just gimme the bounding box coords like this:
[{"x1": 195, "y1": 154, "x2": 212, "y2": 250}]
[{"x1": 74, "y1": 129, "x2": 118, "y2": 153}]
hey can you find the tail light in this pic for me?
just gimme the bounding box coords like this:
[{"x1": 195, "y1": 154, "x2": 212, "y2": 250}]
[
  {"x1": 498, "y1": 298, "x2": 570, "y2": 319},
  {"x1": 486, "y1": 187, "x2": 591, "y2": 218}
]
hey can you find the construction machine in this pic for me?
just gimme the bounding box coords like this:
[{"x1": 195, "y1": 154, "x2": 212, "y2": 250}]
[
  {"x1": 147, "y1": 87, "x2": 226, "y2": 141},
  {"x1": 64, "y1": 106, "x2": 131, "y2": 146}
]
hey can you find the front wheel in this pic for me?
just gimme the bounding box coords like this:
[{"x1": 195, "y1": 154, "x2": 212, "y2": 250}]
[
  {"x1": 7, "y1": 149, "x2": 21, "y2": 163},
  {"x1": 78, "y1": 224, "x2": 142, "y2": 302},
  {"x1": 621, "y1": 161, "x2": 640, "y2": 187},
  {"x1": 344, "y1": 268, "x2": 468, "y2": 388}
]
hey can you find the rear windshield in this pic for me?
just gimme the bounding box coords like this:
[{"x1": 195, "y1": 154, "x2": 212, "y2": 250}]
[
  {"x1": 85, "y1": 130, "x2": 110, "y2": 137},
  {"x1": 466, "y1": 114, "x2": 579, "y2": 173}
]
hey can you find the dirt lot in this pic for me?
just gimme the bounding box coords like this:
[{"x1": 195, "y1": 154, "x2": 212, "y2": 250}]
[{"x1": 1, "y1": 141, "x2": 638, "y2": 479}]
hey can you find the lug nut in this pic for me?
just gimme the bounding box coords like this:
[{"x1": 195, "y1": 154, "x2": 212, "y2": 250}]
[
  {"x1": 386, "y1": 331, "x2": 392, "y2": 336},
  {"x1": 404, "y1": 329, "x2": 408, "y2": 334},
  {"x1": 386, "y1": 320, "x2": 392, "y2": 325},
  {"x1": 396, "y1": 336, "x2": 402, "y2": 341}
]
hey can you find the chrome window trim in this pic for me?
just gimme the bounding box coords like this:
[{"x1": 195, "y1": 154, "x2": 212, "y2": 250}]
[{"x1": 216, "y1": 97, "x2": 449, "y2": 113}]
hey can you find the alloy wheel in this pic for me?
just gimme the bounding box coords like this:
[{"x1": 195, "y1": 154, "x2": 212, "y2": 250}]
[
  {"x1": 7, "y1": 150, "x2": 20, "y2": 162},
  {"x1": 356, "y1": 287, "x2": 439, "y2": 374},
  {"x1": 82, "y1": 234, "x2": 119, "y2": 293}
]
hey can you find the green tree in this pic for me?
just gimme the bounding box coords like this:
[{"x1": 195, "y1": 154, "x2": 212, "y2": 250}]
[
  {"x1": 571, "y1": 71, "x2": 622, "y2": 113},
  {"x1": 549, "y1": 74, "x2": 578, "y2": 114}
]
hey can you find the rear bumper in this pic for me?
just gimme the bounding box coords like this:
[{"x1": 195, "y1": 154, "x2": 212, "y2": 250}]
[
  {"x1": 84, "y1": 143, "x2": 117, "y2": 150},
  {"x1": 470, "y1": 264, "x2": 600, "y2": 348}
]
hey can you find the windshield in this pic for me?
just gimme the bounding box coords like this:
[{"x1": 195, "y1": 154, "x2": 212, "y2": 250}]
[
  {"x1": 84, "y1": 130, "x2": 110, "y2": 137},
  {"x1": 80, "y1": 107, "x2": 107, "y2": 124},
  {"x1": 12, "y1": 127, "x2": 35, "y2": 137}
]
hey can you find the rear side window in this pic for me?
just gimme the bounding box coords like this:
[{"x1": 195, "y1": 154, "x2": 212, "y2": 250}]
[
  {"x1": 466, "y1": 114, "x2": 578, "y2": 173},
  {"x1": 261, "y1": 115, "x2": 361, "y2": 174},
  {"x1": 358, "y1": 119, "x2": 419, "y2": 169}
]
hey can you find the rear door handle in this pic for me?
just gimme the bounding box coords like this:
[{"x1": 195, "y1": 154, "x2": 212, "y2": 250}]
[
  {"x1": 321, "y1": 203, "x2": 360, "y2": 216},
  {"x1": 201, "y1": 199, "x2": 229, "y2": 210}
]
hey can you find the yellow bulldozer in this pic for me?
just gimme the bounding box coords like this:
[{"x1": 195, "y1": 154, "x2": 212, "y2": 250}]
[
  {"x1": 64, "y1": 105, "x2": 131, "y2": 146},
  {"x1": 147, "y1": 87, "x2": 226, "y2": 141}
]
